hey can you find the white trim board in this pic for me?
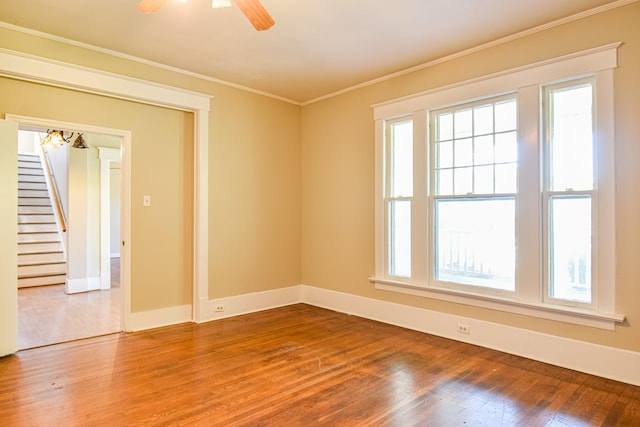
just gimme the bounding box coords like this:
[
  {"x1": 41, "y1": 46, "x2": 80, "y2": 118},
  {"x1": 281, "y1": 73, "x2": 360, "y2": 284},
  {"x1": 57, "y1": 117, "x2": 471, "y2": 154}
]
[
  {"x1": 129, "y1": 304, "x2": 193, "y2": 332},
  {"x1": 300, "y1": 286, "x2": 640, "y2": 387},
  {"x1": 66, "y1": 277, "x2": 101, "y2": 294},
  {"x1": 207, "y1": 286, "x2": 303, "y2": 321},
  {"x1": 173, "y1": 284, "x2": 640, "y2": 387}
]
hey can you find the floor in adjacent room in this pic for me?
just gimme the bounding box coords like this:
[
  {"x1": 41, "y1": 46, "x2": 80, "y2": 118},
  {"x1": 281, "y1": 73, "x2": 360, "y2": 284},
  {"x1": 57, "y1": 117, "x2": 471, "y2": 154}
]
[{"x1": 17, "y1": 257, "x2": 121, "y2": 350}]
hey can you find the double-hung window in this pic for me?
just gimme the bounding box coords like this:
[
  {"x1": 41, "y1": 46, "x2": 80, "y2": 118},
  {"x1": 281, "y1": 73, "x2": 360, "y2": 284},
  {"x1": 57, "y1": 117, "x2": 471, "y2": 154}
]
[
  {"x1": 432, "y1": 96, "x2": 517, "y2": 292},
  {"x1": 372, "y1": 44, "x2": 623, "y2": 329}
]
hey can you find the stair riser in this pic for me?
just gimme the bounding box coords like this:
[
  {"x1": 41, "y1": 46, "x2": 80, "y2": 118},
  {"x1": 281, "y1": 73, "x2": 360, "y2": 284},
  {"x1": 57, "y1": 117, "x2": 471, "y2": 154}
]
[
  {"x1": 18, "y1": 182, "x2": 47, "y2": 191},
  {"x1": 17, "y1": 169, "x2": 44, "y2": 177},
  {"x1": 18, "y1": 274, "x2": 66, "y2": 288},
  {"x1": 18, "y1": 232, "x2": 59, "y2": 243},
  {"x1": 18, "y1": 252, "x2": 65, "y2": 264},
  {"x1": 17, "y1": 160, "x2": 42, "y2": 169},
  {"x1": 18, "y1": 154, "x2": 40, "y2": 162},
  {"x1": 18, "y1": 189, "x2": 49, "y2": 198},
  {"x1": 18, "y1": 198, "x2": 51, "y2": 206},
  {"x1": 18, "y1": 223, "x2": 58, "y2": 233},
  {"x1": 18, "y1": 206, "x2": 54, "y2": 214},
  {"x1": 18, "y1": 263, "x2": 66, "y2": 276},
  {"x1": 18, "y1": 214, "x2": 56, "y2": 224},
  {"x1": 18, "y1": 174, "x2": 46, "y2": 183},
  {"x1": 18, "y1": 242, "x2": 63, "y2": 253}
]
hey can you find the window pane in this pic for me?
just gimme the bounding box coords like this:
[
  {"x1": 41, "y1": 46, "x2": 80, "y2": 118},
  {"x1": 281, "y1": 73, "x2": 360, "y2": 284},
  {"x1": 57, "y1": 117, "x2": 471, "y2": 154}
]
[
  {"x1": 495, "y1": 131, "x2": 517, "y2": 163},
  {"x1": 454, "y1": 138, "x2": 473, "y2": 167},
  {"x1": 474, "y1": 135, "x2": 494, "y2": 165},
  {"x1": 549, "y1": 196, "x2": 591, "y2": 303},
  {"x1": 454, "y1": 109, "x2": 473, "y2": 138},
  {"x1": 437, "y1": 141, "x2": 453, "y2": 168},
  {"x1": 549, "y1": 84, "x2": 593, "y2": 191},
  {"x1": 474, "y1": 104, "x2": 493, "y2": 135},
  {"x1": 437, "y1": 113, "x2": 454, "y2": 141},
  {"x1": 494, "y1": 163, "x2": 517, "y2": 194},
  {"x1": 474, "y1": 165, "x2": 494, "y2": 194},
  {"x1": 495, "y1": 99, "x2": 517, "y2": 132},
  {"x1": 390, "y1": 120, "x2": 413, "y2": 197},
  {"x1": 435, "y1": 198, "x2": 515, "y2": 290},
  {"x1": 437, "y1": 169, "x2": 453, "y2": 195},
  {"x1": 389, "y1": 200, "x2": 411, "y2": 278},
  {"x1": 454, "y1": 167, "x2": 472, "y2": 195}
]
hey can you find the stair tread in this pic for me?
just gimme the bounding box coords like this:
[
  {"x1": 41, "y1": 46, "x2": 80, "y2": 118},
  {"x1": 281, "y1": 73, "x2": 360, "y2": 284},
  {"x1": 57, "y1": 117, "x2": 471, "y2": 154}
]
[
  {"x1": 19, "y1": 260, "x2": 66, "y2": 266},
  {"x1": 18, "y1": 250, "x2": 63, "y2": 255},
  {"x1": 18, "y1": 231, "x2": 58, "y2": 235},
  {"x1": 19, "y1": 272, "x2": 67, "y2": 279},
  {"x1": 18, "y1": 222, "x2": 56, "y2": 226}
]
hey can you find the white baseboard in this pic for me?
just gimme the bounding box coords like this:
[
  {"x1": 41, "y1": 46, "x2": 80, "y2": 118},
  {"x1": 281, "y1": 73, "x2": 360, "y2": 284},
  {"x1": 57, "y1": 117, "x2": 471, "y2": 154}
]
[
  {"x1": 301, "y1": 285, "x2": 640, "y2": 387},
  {"x1": 66, "y1": 276, "x2": 100, "y2": 294},
  {"x1": 99, "y1": 271, "x2": 111, "y2": 290},
  {"x1": 207, "y1": 285, "x2": 302, "y2": 321},
  {"x1": 129, "y1": 304, "x2": 192, "y2": 332}
]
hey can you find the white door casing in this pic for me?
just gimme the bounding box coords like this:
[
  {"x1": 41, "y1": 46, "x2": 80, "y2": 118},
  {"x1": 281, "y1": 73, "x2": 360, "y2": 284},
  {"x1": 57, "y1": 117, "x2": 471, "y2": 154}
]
[
  {"x1": 1, "y1": 48, "x2": 212, "y2": 334},
  {"x1": 0, "y1": 119, "x2": 19, "y2": 356}
]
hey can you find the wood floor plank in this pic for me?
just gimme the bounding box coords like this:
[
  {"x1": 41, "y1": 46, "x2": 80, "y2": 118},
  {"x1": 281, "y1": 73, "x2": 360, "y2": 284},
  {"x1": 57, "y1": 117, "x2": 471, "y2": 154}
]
[{"x1": 1, "y1": 304, "x2": 639, "y2": 426}]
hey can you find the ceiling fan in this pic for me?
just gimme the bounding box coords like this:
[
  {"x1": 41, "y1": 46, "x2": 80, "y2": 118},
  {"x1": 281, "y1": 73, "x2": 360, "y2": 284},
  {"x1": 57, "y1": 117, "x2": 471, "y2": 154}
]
[{"x1": 136, "y1": 0, "x2": 275, "y2": 31}]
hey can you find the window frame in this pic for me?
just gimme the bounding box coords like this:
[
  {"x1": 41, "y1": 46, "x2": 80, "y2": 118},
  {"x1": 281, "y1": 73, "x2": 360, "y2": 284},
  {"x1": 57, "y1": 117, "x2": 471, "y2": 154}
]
[
  {"x1": 429, "y1": 94, "x2": 519, "y2": 296},
  {"x1": 542, "y1": 78, "x2": 598, "y2": 310},
  {"x1": 371, "y1": 43, "x2": 623, "y2": 330},
  {"x1": 385, "y1": 117, "x2": 414, "y2": 279}
]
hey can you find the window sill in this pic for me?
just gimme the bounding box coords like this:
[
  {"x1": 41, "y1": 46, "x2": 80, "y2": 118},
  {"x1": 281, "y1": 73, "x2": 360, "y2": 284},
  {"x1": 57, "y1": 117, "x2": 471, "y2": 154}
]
[{"x1": 369, "y1": 277, "x2": 625, "y2": 331}]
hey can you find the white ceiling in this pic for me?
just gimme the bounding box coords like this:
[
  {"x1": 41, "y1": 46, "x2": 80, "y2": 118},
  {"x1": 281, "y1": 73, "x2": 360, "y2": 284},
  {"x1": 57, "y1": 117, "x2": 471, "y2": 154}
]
[{"x1": 0, "y1": 0, "x2": 626, "y2": 104}]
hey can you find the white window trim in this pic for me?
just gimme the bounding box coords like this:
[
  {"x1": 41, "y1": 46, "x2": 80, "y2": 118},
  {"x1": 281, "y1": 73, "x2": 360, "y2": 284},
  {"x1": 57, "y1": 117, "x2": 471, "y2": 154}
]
[{"x1": 371, "y1": 43, "x2": 624, "y2": 330}]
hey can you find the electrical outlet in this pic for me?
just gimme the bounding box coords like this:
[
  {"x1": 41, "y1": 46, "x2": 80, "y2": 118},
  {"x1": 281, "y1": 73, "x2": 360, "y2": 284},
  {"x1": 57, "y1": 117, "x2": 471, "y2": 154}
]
[
  {"x1": 457, "y1": 323, "x2": 470, "y2": 334},
  {"x1": 214, "y1": 305, "x2": 224, "y2": 312}
]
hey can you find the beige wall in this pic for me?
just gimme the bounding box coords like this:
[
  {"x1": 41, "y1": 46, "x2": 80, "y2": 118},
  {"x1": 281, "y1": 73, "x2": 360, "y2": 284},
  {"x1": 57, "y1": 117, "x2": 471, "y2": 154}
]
[
  {"x1": 209, "y1": 88, "x2": 301, "y2": 297},
  {"x1": 301, "y1": 1, "x2": 640, "y2": 352}
]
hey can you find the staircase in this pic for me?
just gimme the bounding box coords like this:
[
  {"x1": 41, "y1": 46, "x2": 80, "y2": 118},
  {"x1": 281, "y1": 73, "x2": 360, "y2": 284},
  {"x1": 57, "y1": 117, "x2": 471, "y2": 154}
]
[{"x1": 17, "y1": 153, "x2": 67, "y2": 288}]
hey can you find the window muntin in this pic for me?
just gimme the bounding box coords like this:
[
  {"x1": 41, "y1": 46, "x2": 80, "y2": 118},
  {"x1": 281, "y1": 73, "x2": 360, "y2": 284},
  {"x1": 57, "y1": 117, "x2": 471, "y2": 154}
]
[
  {"x1": 543, "y1": 80, "x2": 595, "y2": 305},
  {"x1": 434, "y1": 98, "x2": 517, "y2": 196}
]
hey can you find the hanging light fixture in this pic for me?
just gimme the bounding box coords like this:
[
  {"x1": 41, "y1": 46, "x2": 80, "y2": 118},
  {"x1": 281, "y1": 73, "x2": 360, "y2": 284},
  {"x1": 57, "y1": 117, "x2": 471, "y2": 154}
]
[
  {"x1": 71, "y1": 133, "x2": 89, "y2": 149},
  {"x1": 41, "y1": 130, "x2": 73, "y2": 149},
  {"x1": 211, "y1": 0, "x2": 232, "y2": 8}
]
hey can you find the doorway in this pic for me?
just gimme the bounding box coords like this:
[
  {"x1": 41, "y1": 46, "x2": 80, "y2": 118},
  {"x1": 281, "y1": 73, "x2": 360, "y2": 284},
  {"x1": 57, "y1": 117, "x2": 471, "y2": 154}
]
[
  {"x1": 1, "y1": 50, "x2": 210, "y2": 356},
  {"x1": 15, "y1": 125, "x2": 124, "y2": 349}
]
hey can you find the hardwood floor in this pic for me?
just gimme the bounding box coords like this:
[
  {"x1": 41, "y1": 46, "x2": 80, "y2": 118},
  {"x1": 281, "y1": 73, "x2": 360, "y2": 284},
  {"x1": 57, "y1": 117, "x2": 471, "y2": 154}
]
[
  {"x1": 1, "y1": 304, "x2": 639, "y2": 426},
  {"x1": 17, "y1": 258, "x2": 121, "y2": 350}
]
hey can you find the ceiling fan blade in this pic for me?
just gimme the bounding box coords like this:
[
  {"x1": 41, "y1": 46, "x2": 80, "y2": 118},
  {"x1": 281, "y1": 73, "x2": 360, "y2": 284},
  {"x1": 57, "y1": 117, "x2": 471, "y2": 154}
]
[
  {"x1": 233, "y1": 0, "x2": 275, "y2": 31},
  {"x1": 137, "y1": 0, "x2": 168, "y2": 14}
]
